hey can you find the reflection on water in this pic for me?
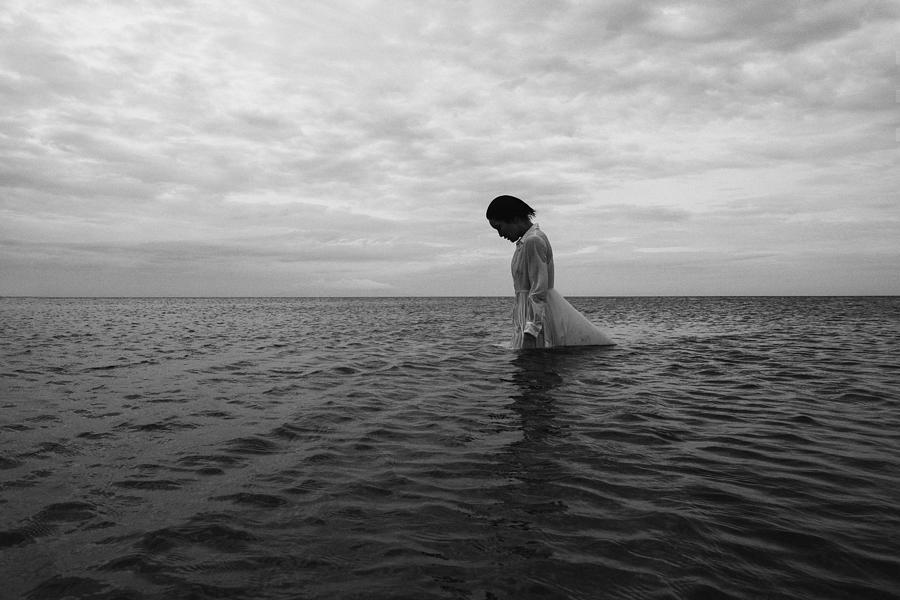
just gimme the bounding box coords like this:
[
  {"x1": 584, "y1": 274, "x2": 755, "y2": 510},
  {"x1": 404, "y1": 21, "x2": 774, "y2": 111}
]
[
  {"x1": 508, "y1": 350, "x2": 567, "y2": 442},
  {"x1": 508, "y1": 346, "x2": 613, "y2": 445}
]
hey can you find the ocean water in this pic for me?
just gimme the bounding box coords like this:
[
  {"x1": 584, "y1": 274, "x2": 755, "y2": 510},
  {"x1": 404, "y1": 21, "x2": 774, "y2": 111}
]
[{"x1": 1, "y1": 296, "x2": 898, "y2": 600}]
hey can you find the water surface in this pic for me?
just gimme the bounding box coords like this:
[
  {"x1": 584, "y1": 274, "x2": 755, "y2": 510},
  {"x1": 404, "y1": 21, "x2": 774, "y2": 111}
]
[{"x1": 2, "y1": 297, "x2": 898, "y2": 599}]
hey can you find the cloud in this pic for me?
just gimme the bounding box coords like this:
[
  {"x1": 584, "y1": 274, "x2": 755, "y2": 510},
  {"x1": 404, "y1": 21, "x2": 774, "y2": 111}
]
[{"x1": 1, "y1": 0, "x2": 897, "y2": 296}]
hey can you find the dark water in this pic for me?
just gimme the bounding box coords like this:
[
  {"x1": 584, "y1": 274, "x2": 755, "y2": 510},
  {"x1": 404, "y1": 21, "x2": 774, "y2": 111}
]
[{"x1": 1, "y1": 296, "x2": 898, "y2": 600}]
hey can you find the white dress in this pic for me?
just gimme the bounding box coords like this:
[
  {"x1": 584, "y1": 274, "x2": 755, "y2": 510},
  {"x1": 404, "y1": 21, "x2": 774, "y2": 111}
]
[{"x1": 510, "y1": 224, "x2": 614, "y2": 349}]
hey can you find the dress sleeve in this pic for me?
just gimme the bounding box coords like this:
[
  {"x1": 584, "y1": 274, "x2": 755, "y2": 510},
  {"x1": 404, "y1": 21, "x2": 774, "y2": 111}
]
[{"x1": 524, "y1": 236, "x2": 550, "y2": 337}]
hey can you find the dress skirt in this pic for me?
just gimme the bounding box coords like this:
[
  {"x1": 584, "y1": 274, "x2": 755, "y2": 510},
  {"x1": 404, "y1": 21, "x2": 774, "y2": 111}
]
[{"x1": 512, "y1": 288, "x2": 614, "y2": 349}]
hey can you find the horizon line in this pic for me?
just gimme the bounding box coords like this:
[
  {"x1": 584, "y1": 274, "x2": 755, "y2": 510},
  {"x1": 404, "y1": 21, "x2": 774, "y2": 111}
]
[{"x1": 3, "y1": 294, "x2": 898, "y2": 300}]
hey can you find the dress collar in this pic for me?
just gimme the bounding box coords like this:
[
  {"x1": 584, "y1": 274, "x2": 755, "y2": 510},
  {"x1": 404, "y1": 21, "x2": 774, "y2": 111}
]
[{"x1": 515, "y1": 223, "x2": 539, "y2": 245}]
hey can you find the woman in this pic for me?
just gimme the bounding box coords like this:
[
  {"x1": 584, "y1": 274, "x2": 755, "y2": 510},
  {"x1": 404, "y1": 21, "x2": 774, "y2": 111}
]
[{"x1": 487, "y1": 195, "x2": 614, "y2": 349}]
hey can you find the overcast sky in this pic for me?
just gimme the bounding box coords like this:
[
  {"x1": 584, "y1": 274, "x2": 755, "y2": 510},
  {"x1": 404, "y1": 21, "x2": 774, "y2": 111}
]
[{"x1": 2, "y1": 1, "x2": 898, "y2": 297}]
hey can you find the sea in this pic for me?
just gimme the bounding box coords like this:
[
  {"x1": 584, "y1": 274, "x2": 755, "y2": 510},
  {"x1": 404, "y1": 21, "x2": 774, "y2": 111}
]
[{"x1": 1, "y1": 296, "x2": 898, "y2": 600}]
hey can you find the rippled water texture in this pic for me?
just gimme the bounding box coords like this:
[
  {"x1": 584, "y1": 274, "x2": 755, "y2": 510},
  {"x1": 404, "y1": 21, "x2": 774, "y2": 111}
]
[{"x1": 2, "y1": 297, "x2": 899, "y2": 599}]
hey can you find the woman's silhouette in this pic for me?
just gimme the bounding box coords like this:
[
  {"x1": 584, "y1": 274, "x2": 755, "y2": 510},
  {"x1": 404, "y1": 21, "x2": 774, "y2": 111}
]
[{"x1": 486, "y1": 195, "x2": 615, "y2": 349}]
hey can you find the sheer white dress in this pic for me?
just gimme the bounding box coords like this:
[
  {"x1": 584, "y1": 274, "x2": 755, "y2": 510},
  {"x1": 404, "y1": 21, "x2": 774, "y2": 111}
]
[{"x1": 509, "y1": 224, "x2": 614, "y2": 349}]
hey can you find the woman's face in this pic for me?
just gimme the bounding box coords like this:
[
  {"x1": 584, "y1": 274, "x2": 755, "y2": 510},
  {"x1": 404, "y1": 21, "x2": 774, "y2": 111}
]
[{"x1": 489, "y1": 218, "x2": 523, "y2": 242}]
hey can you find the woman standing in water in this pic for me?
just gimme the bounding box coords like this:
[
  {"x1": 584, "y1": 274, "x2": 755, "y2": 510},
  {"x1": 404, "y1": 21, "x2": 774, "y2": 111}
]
[{"x1": 487, "y1": 195, "x2": 614, "y2": 349}]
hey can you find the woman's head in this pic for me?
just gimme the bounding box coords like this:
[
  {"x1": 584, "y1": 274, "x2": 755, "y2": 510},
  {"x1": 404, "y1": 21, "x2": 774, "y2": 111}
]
[
  {"x1": 486, "y1": 195, "x2": 535, "y2": 242},
  {"x1": 485, "y1": 195, "x2": 535, "y2": 222}
]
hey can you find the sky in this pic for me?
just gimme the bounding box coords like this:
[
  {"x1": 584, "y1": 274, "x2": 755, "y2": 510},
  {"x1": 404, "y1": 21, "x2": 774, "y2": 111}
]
[{"x1": 1, "y1": 0, "x2": 898, "y2": 297}]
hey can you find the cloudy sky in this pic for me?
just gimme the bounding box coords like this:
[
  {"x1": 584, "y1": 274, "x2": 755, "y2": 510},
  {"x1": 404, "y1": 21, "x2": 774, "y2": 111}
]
[{"x1": 1, "y1": 0, "x2": 898, "y2": 296}]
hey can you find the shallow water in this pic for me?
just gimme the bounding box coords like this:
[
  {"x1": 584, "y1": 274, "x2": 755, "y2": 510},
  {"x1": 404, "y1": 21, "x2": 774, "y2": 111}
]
[{"x1": 2, "y1": 296, "x2": 899, "y2": 599}]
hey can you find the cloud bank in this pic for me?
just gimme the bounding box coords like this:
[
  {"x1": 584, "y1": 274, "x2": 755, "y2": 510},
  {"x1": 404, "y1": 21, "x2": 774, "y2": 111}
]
[{"x1": 2, "y1": 0, "x2": 898, "y2": 295}]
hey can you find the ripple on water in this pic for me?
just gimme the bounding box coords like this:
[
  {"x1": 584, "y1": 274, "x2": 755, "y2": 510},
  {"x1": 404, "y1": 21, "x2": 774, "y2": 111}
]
[{"x1": 222, "y1": 436, "x2": 281, "y2": 455}]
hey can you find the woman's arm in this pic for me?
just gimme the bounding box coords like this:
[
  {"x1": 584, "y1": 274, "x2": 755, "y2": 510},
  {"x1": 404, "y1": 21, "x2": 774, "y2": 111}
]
[{"x1": 524, "y1": 236, "x2": 550, "y2": 340}]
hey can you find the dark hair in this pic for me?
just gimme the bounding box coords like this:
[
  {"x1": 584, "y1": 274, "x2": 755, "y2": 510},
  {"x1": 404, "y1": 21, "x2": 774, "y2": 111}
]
[{"x1": 485, "y1": 195, "x2": 536, "y2": 221}]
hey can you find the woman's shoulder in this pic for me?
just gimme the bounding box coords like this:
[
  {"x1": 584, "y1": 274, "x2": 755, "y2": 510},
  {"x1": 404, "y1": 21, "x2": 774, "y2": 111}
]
[
  {"x1": 521, "y1": 225, "x2": 551, "y2": 252},
  {"x1": 524, "y1": 224, "x2": 549, "y2": 242}
]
